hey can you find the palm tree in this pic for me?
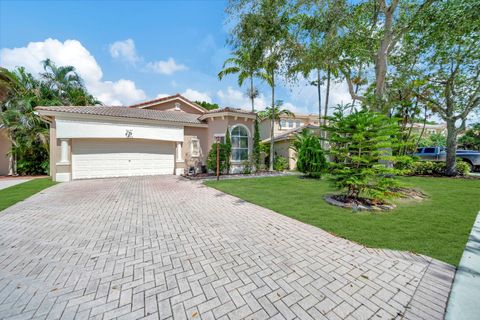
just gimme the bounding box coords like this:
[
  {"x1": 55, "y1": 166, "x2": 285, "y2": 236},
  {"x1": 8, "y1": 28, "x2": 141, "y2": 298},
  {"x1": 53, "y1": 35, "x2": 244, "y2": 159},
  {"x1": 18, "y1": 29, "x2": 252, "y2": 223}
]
[
  {"x1": 41, "y1": 59, "x2": 100, "y2": 105},
  {"x1": 257, "y1": 101, "x2": 295, "y2": 122},
  {"x1": 218, "y1": 47, "x2": 267, "y2": 112}
]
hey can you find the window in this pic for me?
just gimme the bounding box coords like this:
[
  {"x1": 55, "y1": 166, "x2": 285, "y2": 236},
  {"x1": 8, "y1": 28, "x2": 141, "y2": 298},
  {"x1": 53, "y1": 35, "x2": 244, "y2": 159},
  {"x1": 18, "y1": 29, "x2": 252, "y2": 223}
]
[
  {"x1": 231, "y1": 126, "x2": 249, "y2": 161},
  {"x1": 280, "y1": 120, "x2": 286, "y2": 128},
  {"x1": 213, "y1": 134, "x2": 225, "y2": 144},
  {"x1": 190, "y1": 138, "x2": 200, "y2": 157},
  {"x1": 288, "y1": 120, "x2": 294, "y2": 128},
  {"x1": 423, "y1": 147, "x2": 436, "y2": 154}
]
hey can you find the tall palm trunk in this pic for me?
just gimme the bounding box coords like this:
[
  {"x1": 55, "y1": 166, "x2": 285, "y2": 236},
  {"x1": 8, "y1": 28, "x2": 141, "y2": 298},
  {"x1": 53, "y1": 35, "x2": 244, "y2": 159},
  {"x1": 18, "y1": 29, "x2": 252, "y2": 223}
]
[
  {"x1": 250, "y1": 76, "x2": 255, "y2": 113},
  {"x1": 323, "y1": 66, "x2": 331, "y2": 127},
  {"x1": 269, "y1": 72, "x2": 275, "y2": 171},
  {"x1": 317, "y1": 68, "x2": 322, "y2": 126}
]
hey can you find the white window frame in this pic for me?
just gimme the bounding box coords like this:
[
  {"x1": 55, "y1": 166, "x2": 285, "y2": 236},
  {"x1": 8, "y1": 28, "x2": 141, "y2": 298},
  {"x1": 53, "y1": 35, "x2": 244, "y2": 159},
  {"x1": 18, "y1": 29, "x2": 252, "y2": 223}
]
[
  {"x1": 230, "y1": 124, "x2": 250, "y2": 162},
  {"x1": 213, "y1": 134, "x2": 225, "y2": 144},
  {"x1": 190, "y1": 138, "x2": 200, "y2": 157}
]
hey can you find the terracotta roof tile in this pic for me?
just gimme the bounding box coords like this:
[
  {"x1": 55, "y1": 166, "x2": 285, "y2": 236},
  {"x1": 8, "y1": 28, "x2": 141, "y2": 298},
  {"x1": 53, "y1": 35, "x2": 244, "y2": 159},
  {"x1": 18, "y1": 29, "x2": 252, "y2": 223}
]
[{"x1": 35, "y1": 106, "x2": 204, "y2": 125}]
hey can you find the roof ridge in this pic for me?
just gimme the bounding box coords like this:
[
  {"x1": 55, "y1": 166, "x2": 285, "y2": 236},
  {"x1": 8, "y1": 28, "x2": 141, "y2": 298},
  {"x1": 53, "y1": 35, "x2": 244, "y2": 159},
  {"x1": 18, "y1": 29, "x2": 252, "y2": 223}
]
[{"x1": 128, "y1": 94, "x2": 208, "y2": 112}]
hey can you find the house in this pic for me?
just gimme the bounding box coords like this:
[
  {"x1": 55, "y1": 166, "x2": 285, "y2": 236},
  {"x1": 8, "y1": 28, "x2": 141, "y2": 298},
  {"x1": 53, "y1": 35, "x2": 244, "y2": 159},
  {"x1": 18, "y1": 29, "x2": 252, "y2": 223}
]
[
  {"x1": 411, "y1": 123, "x2": 447, "y2": 136},
  {"x1": 0, "y1": 126, "x2": 12, "y2": 175},
  {"x1": 259, "y1": 114, "x2": 321, "y2": 170},
  {"x1": 34, "y1": 94, "x2": 256, "y2": 181}
]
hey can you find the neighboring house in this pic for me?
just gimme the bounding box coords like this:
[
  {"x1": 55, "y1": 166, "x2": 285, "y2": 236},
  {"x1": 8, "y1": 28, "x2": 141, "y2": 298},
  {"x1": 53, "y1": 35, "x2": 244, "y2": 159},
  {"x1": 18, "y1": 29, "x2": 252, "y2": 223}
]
[
  {"x1": 35, "y1": 94, "x2": 256, "y2": 181},
  {"x1": 411, "y1": 123, "x2": 447, "y2": 136},
  {"x1": 0, "y1": 126, "x2": 12, "y2": 175},
  {"x1": 260, "y1": 114, "x2": 321, "y2": 170}
]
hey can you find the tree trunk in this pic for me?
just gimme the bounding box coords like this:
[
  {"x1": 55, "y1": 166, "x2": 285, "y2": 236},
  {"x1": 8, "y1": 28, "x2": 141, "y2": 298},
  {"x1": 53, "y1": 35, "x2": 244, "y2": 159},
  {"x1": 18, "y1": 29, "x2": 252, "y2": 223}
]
[
  {"x1": 445, "y1": 119, "x2": 458, "y2": 176},
  {"x1": 414, "y1": 104, "x2": 428, "y2": 152},
  {"x1": 317, "y1": 68, "x2": 322, "y2": 125},
  {"x1": 317, "y1": 68, "x2": 323, "y2": 145},
  {"x1": 250, "y1": 76, "x2": 255, "y2": 113},
  {"x1": 324, "y1": 67, "x2": 331, "y2": 127},
  {"x1": 269, "y1": 73, "x2": 275, "y2": 171}
]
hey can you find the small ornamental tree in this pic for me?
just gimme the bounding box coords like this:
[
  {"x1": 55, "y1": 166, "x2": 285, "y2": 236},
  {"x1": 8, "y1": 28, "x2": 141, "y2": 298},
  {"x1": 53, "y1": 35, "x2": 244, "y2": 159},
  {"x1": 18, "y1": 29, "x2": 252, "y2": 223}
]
[
  {"x1": 225, "y1": 128, "x2": 232, "y2": 173},
  {"x1": 206, "y1": 143, "x2": 230, "y2": 174},
  {"x1": 294, "y1": 130, "x2": 327, "y2": 178},
  {"x1": 252, "y1": 118, "x2": 261, "y2": 169},
  {"x1": 324, "y1": 109, "x2": 402, "y2": 201}
]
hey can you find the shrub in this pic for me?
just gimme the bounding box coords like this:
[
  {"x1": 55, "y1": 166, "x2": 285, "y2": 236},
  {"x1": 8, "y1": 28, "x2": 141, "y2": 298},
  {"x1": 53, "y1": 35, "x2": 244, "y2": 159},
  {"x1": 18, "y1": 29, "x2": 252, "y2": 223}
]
[
  {"x1": 455, "y1": 160, "x2": 471, "y2": 176},
  {"x1": 409, "y1": 160, "x2": 470, "y2": 176},
  {"x1": 394, "y1": 156, "x2": 418, "y2": 175},
  {"x1": 324, "y1": 109, "x2": 402, "y2": 201},
  {"x1": 273, "y1": 155, "x2": 289, "y2": 171},
  {"x1": 294, "y1": 130, "x2": 327, "y2": 178},
  {"x1": 241, "y1": 159, "x2": 253, "y2": 174},
  {"x1": 225, "y1": 129, "x2": 232, "y2": 172},
  {"x1": 206, "y1": 143, "x2": 230, "y2": 174}
]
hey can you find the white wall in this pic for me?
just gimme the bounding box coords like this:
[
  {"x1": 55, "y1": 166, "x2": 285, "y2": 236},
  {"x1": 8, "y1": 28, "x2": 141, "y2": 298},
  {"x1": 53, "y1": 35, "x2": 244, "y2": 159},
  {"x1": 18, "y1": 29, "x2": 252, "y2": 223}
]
[{"x1": 55, "y1": 118, "x2": 184, "y2": 142}]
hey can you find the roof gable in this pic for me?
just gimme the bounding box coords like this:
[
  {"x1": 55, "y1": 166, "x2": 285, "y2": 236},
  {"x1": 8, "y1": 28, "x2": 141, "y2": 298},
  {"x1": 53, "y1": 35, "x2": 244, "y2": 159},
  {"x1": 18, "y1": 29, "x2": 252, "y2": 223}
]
[{"x1": 129, "y1": 94, "x2": 208, "y2": 114}]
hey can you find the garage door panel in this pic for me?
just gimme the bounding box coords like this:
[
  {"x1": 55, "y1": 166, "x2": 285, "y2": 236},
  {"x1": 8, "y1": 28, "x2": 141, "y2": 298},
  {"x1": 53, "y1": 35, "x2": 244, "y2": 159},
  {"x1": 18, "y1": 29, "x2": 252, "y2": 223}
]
[{"x1": 72, "y1": 139, "x2": 174, "y2": 179}]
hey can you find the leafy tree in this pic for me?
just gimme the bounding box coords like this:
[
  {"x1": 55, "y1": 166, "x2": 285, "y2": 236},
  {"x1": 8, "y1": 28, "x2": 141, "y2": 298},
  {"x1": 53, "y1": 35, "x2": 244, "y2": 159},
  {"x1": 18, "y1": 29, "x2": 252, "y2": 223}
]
[
  {"x1": 218, "y1": 47, "x2": 267, "y2": 112},
  {"x1": 418, "y1": 133, "x2": 447, "y2": 148},
  {"x1": 252, "y1": 118, "x2": 261, "y2": 168},
  {"x1": 288, "y1": 0, "x2": 346, "y2": 127},
  {"x1": 228, "y1": 0, "x2": 291, "y2": 171},
  {"x1": 294, "y1": 129, "x2": 327, "y2": 178},
  {"x1": 340, "y1": 0, "x2": 435, "y2": 112},
  {"x1": 324, "y1": 109, "x2": 402, "y2": 201},
  {"x1": 408, "y1": 0, "x2": 480, "y2": 175},
  {"x1": 458, "y1": 123, "x2": 480, "y2": 150},
  {"x1": 194, "y1": 100, "x2": 219, "y2": 110},
  {"x1": 0, "y1": 62, "x2": 100, "y2": 175},
  {"x1": 257, "y1": 101, "x2": 295, "y2": 122}
]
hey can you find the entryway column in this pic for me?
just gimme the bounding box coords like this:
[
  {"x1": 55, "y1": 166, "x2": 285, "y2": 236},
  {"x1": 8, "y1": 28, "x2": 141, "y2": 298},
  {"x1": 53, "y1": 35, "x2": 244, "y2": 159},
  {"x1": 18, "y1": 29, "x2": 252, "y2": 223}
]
[
  {"x1": 59, "y1": 139, "x2": 70, "y2": 163},
  {"x1": 175, "y1": 142, "x2": 184, "y2": 175},
  {"x1": 55, "y1": 138, "x2": 72, "y2": 182},
  {"x1": 176, "y1": 142, "x2": 183, "y2": 162}
]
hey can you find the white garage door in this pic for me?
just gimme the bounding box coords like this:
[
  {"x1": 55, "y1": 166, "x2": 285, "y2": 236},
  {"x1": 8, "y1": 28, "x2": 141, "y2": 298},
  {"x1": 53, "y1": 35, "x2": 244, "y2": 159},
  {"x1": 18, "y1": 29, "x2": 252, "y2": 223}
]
[{"x1": 72, "y1": 139, "x2": 175, "y2": 179}]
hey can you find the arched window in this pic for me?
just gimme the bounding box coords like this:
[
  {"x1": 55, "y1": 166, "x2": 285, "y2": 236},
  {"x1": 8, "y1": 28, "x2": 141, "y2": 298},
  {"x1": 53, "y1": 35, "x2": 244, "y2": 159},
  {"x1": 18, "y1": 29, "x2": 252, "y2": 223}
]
[{"x1": 231, "y1": 125, "x2": 249, "y2": 161}]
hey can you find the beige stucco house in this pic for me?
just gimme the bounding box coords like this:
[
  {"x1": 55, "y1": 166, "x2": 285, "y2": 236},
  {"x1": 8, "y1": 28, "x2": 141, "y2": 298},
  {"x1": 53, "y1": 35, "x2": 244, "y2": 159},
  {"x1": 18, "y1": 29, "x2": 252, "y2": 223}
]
[
  {"x1": 260, "y1": 114, "x2": 321, "y2": 170},
  {"x1": 35, "y1": 94, "x2": 256, "y2": 182}
]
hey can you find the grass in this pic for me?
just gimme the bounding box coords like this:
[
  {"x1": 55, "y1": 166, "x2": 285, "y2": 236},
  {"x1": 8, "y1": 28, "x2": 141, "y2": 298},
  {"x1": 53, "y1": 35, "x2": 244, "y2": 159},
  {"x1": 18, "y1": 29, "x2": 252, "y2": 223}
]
[
  {"x1": 0, "y1": 178, "x2": 57, "y2": 212},
  {"x1": 205, "y1": 175, "x2": 480, "y2": 266}
]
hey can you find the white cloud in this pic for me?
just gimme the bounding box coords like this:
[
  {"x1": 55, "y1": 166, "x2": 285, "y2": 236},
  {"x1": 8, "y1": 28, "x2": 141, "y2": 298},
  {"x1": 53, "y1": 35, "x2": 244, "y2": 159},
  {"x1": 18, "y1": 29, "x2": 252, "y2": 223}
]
[
  {"x1": 217, "y1": 86, "x2": 267, "y2": 111},
  {"x1": 182, "y1": 89, "x2": 212, "y2": 103},
  {"x1": 147, "y1": 58, "x2": 188, "y2": 75},
  {"x1": 109, "y1": 38, "x2": 140, "y2": 65},
  {"x1": 0, "y1": 38, "x2": 146, "y2": 105},
  {"x1": 156, "y1": 93, "x2": 170, "y2": 99}
]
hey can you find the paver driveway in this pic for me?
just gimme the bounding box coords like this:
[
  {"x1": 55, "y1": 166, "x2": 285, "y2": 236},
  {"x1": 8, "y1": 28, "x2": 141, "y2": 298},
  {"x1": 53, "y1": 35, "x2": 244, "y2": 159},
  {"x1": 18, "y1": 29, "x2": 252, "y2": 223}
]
[{"x1": 0, "y1": 176, "x2": 455, "y2": 320}]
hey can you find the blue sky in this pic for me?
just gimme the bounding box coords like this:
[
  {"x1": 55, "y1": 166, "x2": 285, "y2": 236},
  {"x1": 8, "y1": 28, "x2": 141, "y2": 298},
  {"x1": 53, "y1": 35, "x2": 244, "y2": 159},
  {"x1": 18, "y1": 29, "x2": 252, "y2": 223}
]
[{"x1": 0, "y1": 0, "x2": 351, "y2": 112}]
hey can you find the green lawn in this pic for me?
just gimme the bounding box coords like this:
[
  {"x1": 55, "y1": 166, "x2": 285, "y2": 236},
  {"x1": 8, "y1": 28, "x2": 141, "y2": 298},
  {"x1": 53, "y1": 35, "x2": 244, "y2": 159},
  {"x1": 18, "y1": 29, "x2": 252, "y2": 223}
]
[
  {"x1": 205, "y1": 175, "x2": 480, "y2": 266},
  {"x1": 0, "y1": 178, "x2": 57, "y2": 212}
]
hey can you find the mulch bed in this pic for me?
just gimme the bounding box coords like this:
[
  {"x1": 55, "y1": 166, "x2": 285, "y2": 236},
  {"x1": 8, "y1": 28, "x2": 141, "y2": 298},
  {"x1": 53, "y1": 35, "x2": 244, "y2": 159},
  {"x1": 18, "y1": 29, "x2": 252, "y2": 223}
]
[
  {"x1": 183, "y1": 171, "x2": 299, "y2": 181},
  {"x1": 325, "y1": 187, "x2": 428, "y2": 212}
]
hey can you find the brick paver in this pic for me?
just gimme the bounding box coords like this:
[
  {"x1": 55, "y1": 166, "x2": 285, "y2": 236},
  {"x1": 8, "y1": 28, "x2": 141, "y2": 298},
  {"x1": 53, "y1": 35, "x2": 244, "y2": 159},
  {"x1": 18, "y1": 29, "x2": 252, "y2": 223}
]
[{"x1": 0, "y1": 176, "x2": 454, "y2": 319}]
